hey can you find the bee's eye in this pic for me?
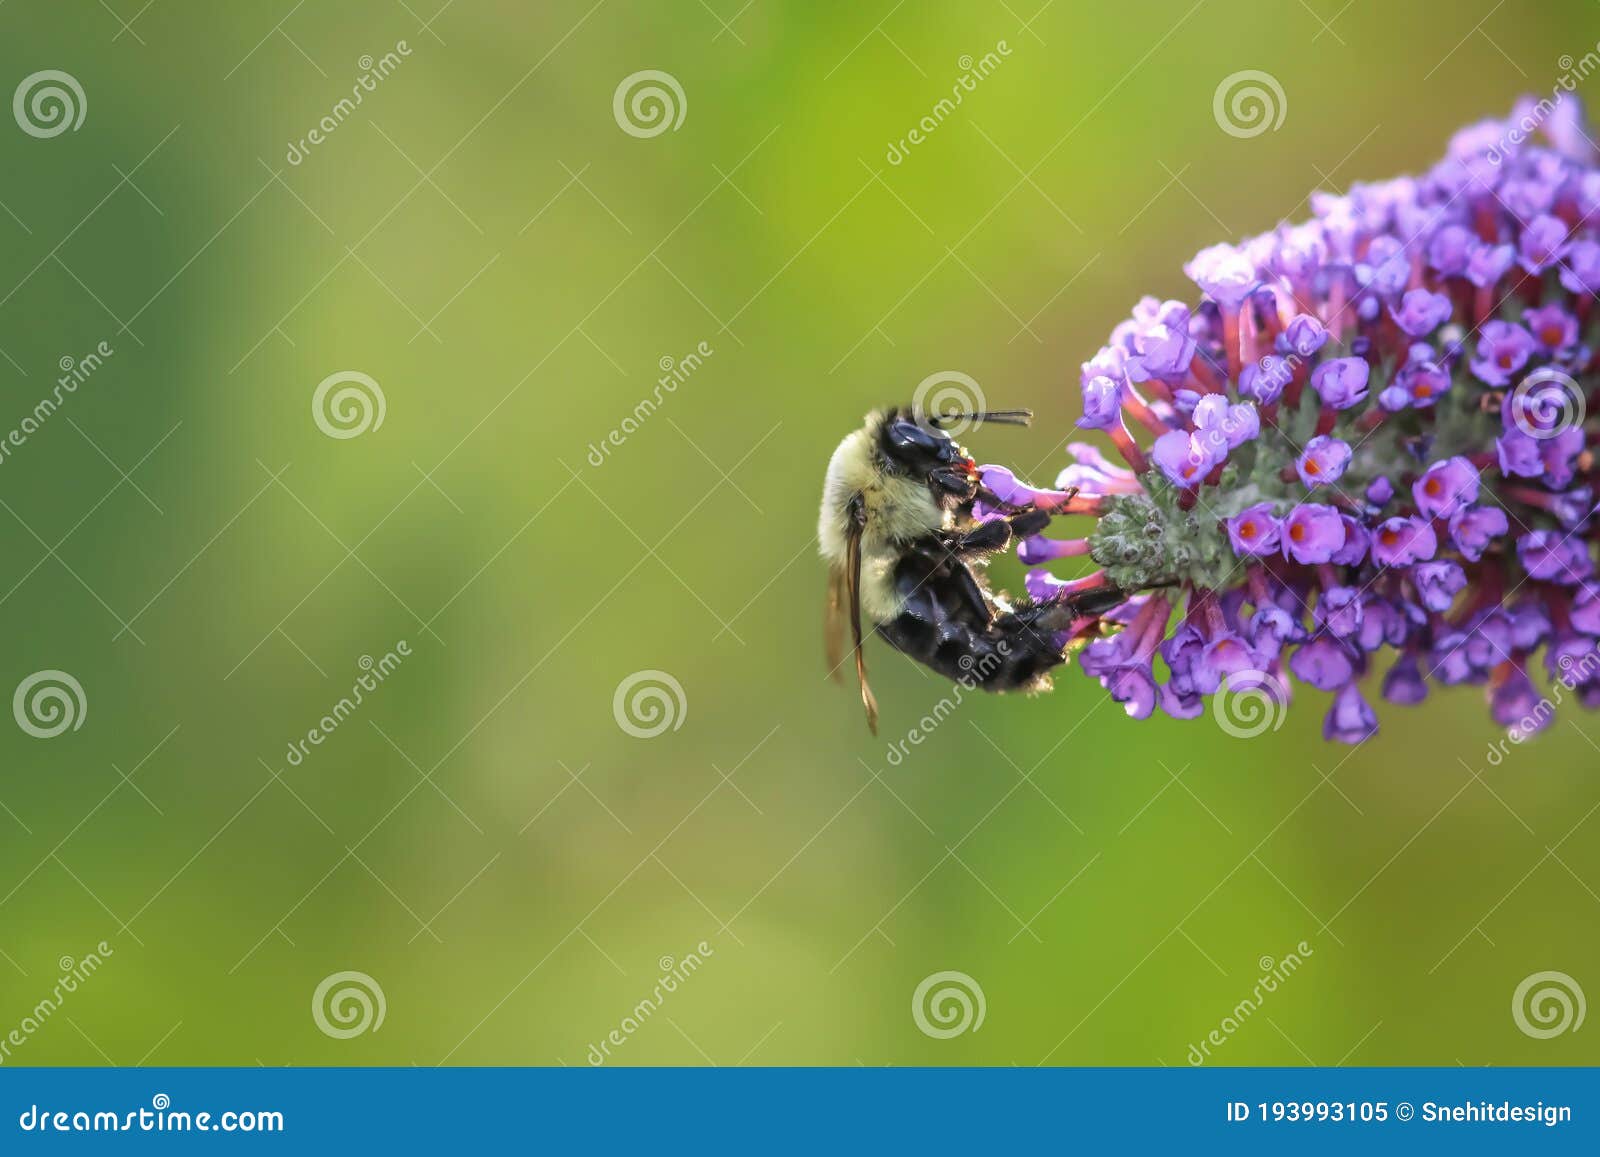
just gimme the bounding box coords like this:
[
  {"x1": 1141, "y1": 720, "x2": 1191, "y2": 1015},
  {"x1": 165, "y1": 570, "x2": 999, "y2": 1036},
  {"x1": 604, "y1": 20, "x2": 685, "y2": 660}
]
[{"x1": 885, "y1": 419, "x2": 941, "y2": 454}]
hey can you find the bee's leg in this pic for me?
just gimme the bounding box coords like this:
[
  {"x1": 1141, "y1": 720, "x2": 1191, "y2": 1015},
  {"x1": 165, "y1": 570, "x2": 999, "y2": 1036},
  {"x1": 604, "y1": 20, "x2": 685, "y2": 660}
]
[
  {"x1": 941, "y1": 509, "x2": 1053, "y2": 559},
  {"x1": 1066, "y1": 585, "x2": 1132, "y2": 619},
  {"x1": 1005, "y1": 509, "x2": 1052, "y2": 537},
  {"x1": 896, "y1": 541, "x2": 994, "y2": 626},
  {"x1": 941, "y1": 519, "x2": 1011, "y2": 556},
  {"x1": 947, "y1": 560, "x2": 992, "y2": 623},
  {"x1": 1013, "y1": 586, "x2": 1129, "y2": 633}
]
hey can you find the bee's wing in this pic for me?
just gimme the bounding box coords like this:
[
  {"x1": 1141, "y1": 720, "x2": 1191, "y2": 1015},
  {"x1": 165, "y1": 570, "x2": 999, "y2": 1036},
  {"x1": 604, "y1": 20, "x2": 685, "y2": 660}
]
[
  {"x1": 844, "y1": 513, "x2": 879, "y2": 735},
  {"x1": 824, "y1": 566, "x2": 848, "y2": 680}
]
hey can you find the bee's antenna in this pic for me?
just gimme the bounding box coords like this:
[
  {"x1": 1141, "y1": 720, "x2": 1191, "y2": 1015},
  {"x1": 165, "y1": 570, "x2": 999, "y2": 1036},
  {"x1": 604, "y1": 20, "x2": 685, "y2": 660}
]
[{"x1": 931, "y1": 409, "x2": 1032, "y2": 428}]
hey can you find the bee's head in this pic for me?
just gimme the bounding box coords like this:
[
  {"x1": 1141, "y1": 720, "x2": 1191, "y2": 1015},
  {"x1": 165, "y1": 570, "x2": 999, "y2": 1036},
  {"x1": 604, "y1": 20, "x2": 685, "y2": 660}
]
[{"x1": 873, "y1": 405, "x2": 1032, "y2": 508}]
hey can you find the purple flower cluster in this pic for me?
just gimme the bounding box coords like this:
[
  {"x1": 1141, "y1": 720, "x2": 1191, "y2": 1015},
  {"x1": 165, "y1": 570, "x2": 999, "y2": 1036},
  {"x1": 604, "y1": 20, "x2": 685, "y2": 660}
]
[{"x1": 980, "y1": 99, "x2": 1600, "y2": 742}]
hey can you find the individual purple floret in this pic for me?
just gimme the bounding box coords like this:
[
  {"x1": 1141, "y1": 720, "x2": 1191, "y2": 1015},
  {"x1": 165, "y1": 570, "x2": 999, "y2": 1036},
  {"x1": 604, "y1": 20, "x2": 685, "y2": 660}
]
[
  {"x1": 978, "y1": 98, "x2": 1600, "y2": 742},
  {"x1": 1295, "y1": 435, "x2": 1353, "y2": 489}
]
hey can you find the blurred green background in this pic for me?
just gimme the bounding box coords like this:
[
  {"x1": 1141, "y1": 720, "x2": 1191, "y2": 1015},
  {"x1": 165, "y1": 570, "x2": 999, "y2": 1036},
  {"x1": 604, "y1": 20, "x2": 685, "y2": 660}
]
[{"x1": 1, "y1": 0, "x2": 1597, "y2": 1067}]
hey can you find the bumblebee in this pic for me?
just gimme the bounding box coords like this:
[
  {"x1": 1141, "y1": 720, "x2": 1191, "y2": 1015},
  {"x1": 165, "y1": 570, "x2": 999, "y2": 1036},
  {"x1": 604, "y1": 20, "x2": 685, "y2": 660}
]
[{"x1": 819, "y1": 406, "x2": 1124, "y2": 732}]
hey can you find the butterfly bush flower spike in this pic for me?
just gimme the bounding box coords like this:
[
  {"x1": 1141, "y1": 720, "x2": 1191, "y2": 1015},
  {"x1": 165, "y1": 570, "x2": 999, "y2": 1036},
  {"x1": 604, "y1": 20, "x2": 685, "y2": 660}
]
[{"x1": 981, "y1": 99, "x2": 1600, "y2": 743}]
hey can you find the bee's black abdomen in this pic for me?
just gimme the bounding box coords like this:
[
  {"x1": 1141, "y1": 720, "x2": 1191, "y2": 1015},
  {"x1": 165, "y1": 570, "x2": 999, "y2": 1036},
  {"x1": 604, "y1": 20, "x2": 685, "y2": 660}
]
[
  {"x1": 879, "y1": 603, "x2": 1070, "y2": 690},
  {"x1": 875, "y1": 536, "x2": 1093, "y2": 692}
]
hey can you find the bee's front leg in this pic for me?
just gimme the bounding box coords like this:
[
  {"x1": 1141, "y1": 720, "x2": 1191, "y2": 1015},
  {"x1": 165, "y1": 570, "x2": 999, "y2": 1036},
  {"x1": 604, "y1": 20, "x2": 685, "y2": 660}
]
[
  {"x1": 942, "y1": 509, "x2": 1053, "y2": 559},
  {"x1": 942, "y1": 520, "x2": 1011, "y2": 556}
]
